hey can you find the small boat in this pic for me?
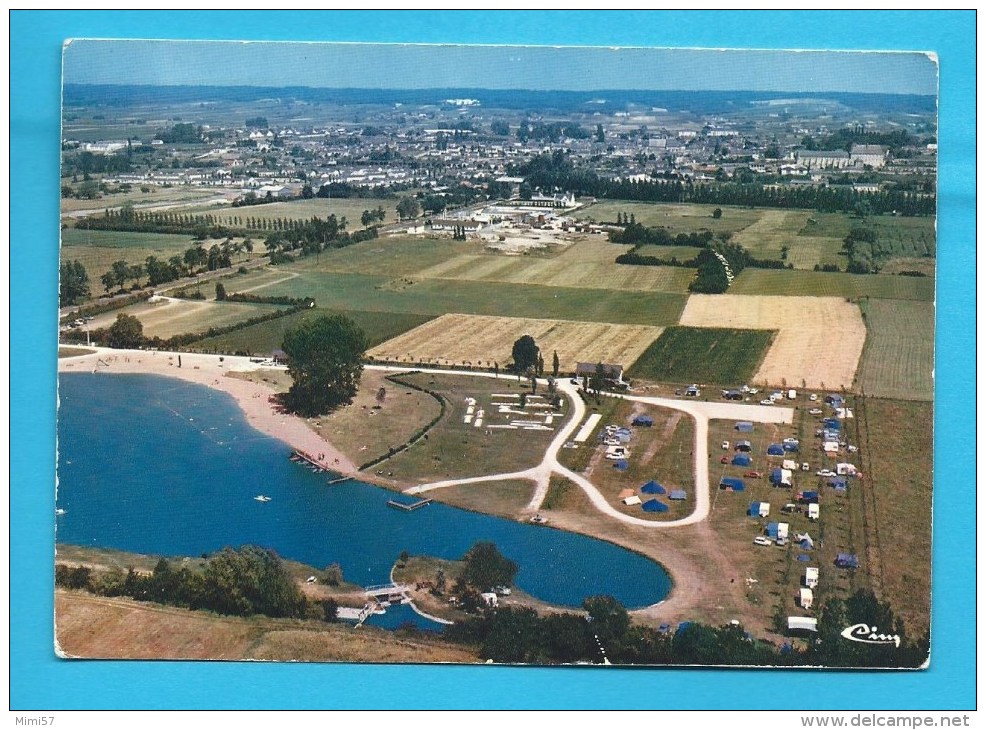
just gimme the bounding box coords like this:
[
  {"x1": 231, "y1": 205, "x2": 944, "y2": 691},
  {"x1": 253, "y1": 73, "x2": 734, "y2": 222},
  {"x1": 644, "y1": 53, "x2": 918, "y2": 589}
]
[
  {"x1": 530, "y1": 514, "x2": 548, "y2": 525},
  {"x1": 55, "y1": 508, "x2": 67, "y2": 516},
  {"x1": 254, "y1": 495, "x2": 272, "y2": 503}
]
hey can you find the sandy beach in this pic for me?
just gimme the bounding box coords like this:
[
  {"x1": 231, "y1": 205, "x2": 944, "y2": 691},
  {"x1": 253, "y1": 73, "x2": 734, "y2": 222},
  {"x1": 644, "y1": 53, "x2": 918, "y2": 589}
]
[{"x1": 57, "y1": 347, "x2": 359, "y2": 474}]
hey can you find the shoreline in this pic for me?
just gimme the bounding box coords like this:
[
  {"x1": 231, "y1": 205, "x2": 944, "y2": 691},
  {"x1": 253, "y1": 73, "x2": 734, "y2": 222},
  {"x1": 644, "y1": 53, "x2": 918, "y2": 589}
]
[{"x1": 57, "y1": 346, "x2": 361, "y2": 476}]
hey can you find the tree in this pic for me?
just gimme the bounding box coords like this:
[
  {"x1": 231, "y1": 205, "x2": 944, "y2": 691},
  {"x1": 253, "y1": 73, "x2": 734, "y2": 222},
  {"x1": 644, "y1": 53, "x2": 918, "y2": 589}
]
[
  {"x1": 583, "y1": 595, "x2": 630, "y2": 644},
  {"x1": 595, "y1": 123, "x2": 605, "y2": 144},
  {"x1": 282, "y1": 314, "x2": 369, "y2": 416},
  {"x1": 712, "y1": 207, "x2": 723, "y2": 219},
  {"x1": 59, "y1": 260, "x2": 90, "y2": 306},
  {"x1": 552, "y1": 350, "x2": 560, "y2": 378},
  {"x1": 461, "y1": 541, "x2": 518, "y2": 591},
  {"x1": 396, "y1": 196, "x2": 420, "y2": 221},
  {"x1": 511, "y1": 334, "x2": 539, "y2": 373},
  {"x1": 202, "y1": 546, "x2": 307, "y2": 618},
  {"x1": 376, "y1": 386, "x2": 387, "y2": 407},
  {"x1": 215, "y1": 282, "x2": 226, "y2": 301},
  {"x1": 107, "y1": 313, "x2": 144, "y2": 349}
]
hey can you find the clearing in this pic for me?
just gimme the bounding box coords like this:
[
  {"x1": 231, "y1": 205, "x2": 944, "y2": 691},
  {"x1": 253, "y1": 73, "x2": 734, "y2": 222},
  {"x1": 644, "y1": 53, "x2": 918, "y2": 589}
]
[
  {"x1": 679, "y1": 295, "x2": 867, "y2": 390},
  {"x1": 369, "y1": 314, "x2": 666, "y2": 373}
]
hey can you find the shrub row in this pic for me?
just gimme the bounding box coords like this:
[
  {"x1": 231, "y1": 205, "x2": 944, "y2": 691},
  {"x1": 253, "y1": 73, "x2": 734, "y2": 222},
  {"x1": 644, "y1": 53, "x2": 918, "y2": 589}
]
[{"x1": 358, "y1": 372, "x2": 447, "y2": 471}]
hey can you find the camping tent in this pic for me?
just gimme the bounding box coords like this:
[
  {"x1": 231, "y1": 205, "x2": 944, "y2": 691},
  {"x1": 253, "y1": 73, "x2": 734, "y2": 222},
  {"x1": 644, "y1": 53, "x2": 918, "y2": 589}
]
[
  {"x1": 720, "y1": 477, "x2": 746, "y2": 492},
  {"x1": 800, "y1": 490, "x2": 819, "y2": 504},
  {"x1": 735, "y1": 421, "x2": 754, "y2": 432},
  {"x1": 767, "y1": 444, "x2": 785, "y2": 456},
  {"x1": 828, "y1": 477, "x2": 848, "y2": 491},
  {"x1": 642, "y1": 499, "x2": 669, "y2": 513},
  {"x1": 641, "y1": 480, "x2": 666, "y2": 495},
  {"x1": 808, "y1": 503, "x2": 820, "y2": 520},
  {"x1": 766, "y1": 522, "x2": 779, "y2": 538},
  {"x1": 669, "y1": 490, "x2": 687, "y2": 501},
  {"x1": 617, "y1": 488, "x2": 635, "y2": 499},
  {"x1": 735, "y1": 440, "x2": 752, "y2": 452},
  {"x1": 783, "y1": 442, "x2": 800, "y2": 453},
  {"x1": 622, "y1": 495, "x2": 642, "y2": 506},
  {"x1": 836, "y1": 553, "x2": 859, "y2": 569},
  {"x1": 731, "y1": 454, "x2": 752, "y2": 466},
  {"x1": 799, "y1": 588, "x2": 814, "y2": 609},
  {"x1": 613, "y1": 459, "x2": 629, "y2": 471},
  {"x1": 748, "y1": 502, "x2": 770, "y2": 518},
  {"x1": 632, "y1": 415, "x2": 654, "y2": 427}
]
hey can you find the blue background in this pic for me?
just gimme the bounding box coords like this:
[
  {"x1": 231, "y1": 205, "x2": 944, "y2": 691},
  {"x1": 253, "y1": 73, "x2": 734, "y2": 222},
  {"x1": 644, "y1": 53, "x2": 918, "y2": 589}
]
[{"x1": 11, "y1": 10, "x2": 975, "y2": 710}]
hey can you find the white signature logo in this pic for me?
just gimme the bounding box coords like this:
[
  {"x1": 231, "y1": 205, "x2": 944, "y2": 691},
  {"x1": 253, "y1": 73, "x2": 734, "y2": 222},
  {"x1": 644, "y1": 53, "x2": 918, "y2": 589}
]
[{"x1": 840, "y1": 623, "x2": 901, "y2": 648}]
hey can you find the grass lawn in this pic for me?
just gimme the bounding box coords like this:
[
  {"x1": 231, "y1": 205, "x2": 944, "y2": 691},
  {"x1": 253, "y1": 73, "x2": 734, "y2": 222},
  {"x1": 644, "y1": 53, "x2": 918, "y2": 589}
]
[
  {"x1": 183, "y1": 197, "x2": 399, "y2": 228},
  {"x1": 729, "y1": 269, "x2": 934, "y2": 301},
  {"x1": 58, "y1": 346, "x2": 96, "y2": 358},
  {"x1": 195, "y1": 308, "x2": 436, "y2": 354},
  {"x1": 375, "y1": 373, "x2": 562, "y2": 486},
  {"x1": 628, "y1": 326, "x2": 775, "y2": 385},
  {"x1": 431, "y1": 480, "x2": 537, "y2": 521},
  {"x1": 578, "y1": 201, "x2": 764, "y2": 235},
  {"x1": 60, "y1": 228, "x2": 198, "y2": 285},
  {"x1": 854, "y1": 299, "x2": 935, "y2": 401}
]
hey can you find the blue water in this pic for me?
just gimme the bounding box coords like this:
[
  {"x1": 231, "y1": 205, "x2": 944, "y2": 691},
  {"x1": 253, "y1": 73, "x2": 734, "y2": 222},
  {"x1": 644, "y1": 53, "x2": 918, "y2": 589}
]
[{"x1": 56, "y1": 373, "x2": 671, "y2": 628}]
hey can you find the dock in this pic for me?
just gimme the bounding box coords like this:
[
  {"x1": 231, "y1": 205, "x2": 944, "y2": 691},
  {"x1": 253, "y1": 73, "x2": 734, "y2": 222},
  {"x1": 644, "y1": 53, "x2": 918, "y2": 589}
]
[
  {"x1": 290, "y1": 450, "x2": 329, "y2": 473},
  {"x1": 387, "y1": 497, "x2": 432, "y2": 511},
  {"x1": 327, "y1": 476, "x2": 351, "y2": 485}
]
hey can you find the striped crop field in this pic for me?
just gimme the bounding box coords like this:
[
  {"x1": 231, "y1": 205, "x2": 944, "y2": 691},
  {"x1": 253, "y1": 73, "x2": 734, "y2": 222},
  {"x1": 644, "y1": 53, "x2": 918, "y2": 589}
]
[
  {"x1": 86, "y1": 298, "x2": 281, "y2": 339},
  {"x1": 627, "y1": 326, "x2": 775, "y2": 385},
  {"x1": 729, "y1": 269, "x2": 934, "y2": 301},
  {"x1": 854, "y1": 299, "x2": 934, "y2": 400},
  {"x1": 411, "y1": 239, "x2": 695, "y2": 293},
  {"x1": 368, "y1": 314, "x2": 665, "y2": 373},
  {"x1": 678, "y1": 294, "x2": 867, "y2": 390},
  {"x1": 182, "y1": 198, "x2": 398, "y2": 227}
]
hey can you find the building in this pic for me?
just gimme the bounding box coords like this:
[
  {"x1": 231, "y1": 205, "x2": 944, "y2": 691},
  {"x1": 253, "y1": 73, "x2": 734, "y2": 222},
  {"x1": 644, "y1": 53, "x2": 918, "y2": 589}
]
[
  {"x1": 575, "y1": 362, "x2": 624, "y2": 381},
  {"x1": 850, "y1": 144, "x2": 889, "y2": 169},
  {"x1": 796, "y1": 149, "x2": 851, "y2": 169},
  {"x1": 526, "y1": 191, "x2": 576, "y2": 208}
]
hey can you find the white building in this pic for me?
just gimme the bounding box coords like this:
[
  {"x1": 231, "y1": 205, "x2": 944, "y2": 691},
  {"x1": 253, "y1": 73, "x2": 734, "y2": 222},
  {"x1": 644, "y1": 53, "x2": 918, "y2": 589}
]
[{"x1": 850, "y1": 144, "x2": 889, "y2": 169}]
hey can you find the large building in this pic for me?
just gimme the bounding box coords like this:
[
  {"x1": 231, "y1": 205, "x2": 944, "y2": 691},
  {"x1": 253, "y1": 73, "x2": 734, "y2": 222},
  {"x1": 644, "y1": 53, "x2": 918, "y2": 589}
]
[
  {"x1": 850, "y1": 144, "x2": 889, "y2": 169},
  {"x1": 796, "y1": 149, "x2": 851, "y2": 169}
]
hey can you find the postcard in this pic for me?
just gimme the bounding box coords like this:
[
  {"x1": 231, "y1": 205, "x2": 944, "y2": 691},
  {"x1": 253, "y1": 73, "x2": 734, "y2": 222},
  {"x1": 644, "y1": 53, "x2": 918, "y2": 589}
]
[{"x1": 55, "y1": 40, "x2": 936, "y2": 668}]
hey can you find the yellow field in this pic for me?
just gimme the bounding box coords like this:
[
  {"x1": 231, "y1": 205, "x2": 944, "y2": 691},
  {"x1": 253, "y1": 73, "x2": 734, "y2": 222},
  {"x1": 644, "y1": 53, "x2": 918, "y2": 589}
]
[
  {"x1": 369, "y1": 313, "x2": 665, "y2": 373},
  {"x1": 411, "y1": 239, "x2": 694, "y2": 293},
  {"x1": 731, "y1": 209, "x2": 843, "y2": 270},
  {"x1": 678, "y1": 294, "x2": 866, "y2": 390}
]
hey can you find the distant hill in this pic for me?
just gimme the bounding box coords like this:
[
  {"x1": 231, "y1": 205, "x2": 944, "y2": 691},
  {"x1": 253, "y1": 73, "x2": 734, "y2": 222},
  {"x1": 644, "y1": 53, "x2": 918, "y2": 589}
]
[{"x1": 62, "y1": 84, "x2": 937, "y2": 116}]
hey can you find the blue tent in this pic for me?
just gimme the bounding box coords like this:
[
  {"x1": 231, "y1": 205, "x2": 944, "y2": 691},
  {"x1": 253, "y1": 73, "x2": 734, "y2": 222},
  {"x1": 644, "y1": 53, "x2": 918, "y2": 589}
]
[
  {"x1": 800, "y1": 491, "x2": 819, "y2": 503},
  {"x1": 766, "y1": 522, "x2": 779, "y2": 538},
  {"x1": 613, "y1": 459, "x2": 629, "y2": 471},
  {"x1": 731, "y1": 453, "x2": 752, "y2": 466},
  {"x1": 641, "y1": 480, "x2": 665, "y2": 495},
  {"x1": 828, "y1": 477, "x2": 848, "y2": 489},
  {"x1": 783, "y1": 442, "x2": 800, "y2": 453},
  {"x1": 767, "y1": 444, "x2": 785, "y2": 456},
  {"x1": 770, "y1": 468, "x2": 783, "y2": 484},
  {"x1": 825, "y1": 394, "x2": 845, "y2": 408},
  {"x1": 669, "y1": 489, "x2": 687, "y2": 501},
  {"x1": 720, "y1": 477, "x2": 746, "y2": 492},
  {"x1": 632, "y1": 415, "x2": 654, "y2": 427},
  {"x1": 642, "y1": 499, "x2": 669, "y2": 513},
  {"x1": 615, "y1": 432, "x2": 632, "y2": 443},
  {"x1": 748, "y1": 502, "x2": 765, "y2": 517},
  {"x1": 796, "y1": 554, "x2": 812, "y2": 562},
  {"x1": 836, "y1": 553, "x2": 859, "y2": 569},
  {"x1": 823, "y1": 418, "x2": 841, "y2": 431},
  {"x1": 735, "y1": 421, "x2": 754, "y2": 432}
]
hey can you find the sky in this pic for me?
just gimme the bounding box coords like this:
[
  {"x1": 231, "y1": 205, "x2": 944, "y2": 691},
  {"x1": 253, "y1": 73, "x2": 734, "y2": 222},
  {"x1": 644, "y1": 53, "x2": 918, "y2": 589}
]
[{"x1": 63, "y1": 40, "x2": 938, "y2": 95}]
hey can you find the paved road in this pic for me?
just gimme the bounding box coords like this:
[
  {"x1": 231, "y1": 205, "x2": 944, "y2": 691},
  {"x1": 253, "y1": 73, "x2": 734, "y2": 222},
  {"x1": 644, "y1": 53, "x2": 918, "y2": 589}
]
[{"x1": 369, "y1": 365, "x2": 794, "y2": 528}]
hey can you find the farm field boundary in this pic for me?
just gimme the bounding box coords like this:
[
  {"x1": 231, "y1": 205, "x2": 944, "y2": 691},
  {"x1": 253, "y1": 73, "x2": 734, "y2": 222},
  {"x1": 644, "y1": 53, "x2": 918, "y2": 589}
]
[
  {"x1": 628, "y1": 326, "x2": 775, "y2": 385},
  {"x1": 854, "y1": 299, "x2": 935, "y2": 400}
]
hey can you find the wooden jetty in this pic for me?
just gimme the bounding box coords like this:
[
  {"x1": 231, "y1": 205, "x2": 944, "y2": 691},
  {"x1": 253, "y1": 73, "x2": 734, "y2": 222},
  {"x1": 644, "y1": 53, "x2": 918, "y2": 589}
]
[
  {"x1": 387, "y1": 497, "x2": 432, "y2": 512},
  {"x1": 327, "y1": 476, "x2": 351, "y2": 485},
  {"x1": 290, "y1": 450, "x2": 328, "y2": 473}
]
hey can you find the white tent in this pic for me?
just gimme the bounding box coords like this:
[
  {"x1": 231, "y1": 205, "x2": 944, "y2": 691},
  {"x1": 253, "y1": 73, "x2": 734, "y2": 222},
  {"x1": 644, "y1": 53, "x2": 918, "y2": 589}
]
[
  {"x1": 836, "y1": 462, "x2": 858, "y2": 475},
  {"x1": 622, "y1": 495, "x2": 642, "y2": 506},
  {"x1": 778, "y1": 522, "x2": 790, "y2": 540},
  {"x1": 823, "y1": 441, "x2": 840, "y2": 453},
  {"x1": 781, "y1": 468, "x2": 793, "y2": 486},
  {"x1": 808, "y1": 503, "x2": 820, "y2": 520}
]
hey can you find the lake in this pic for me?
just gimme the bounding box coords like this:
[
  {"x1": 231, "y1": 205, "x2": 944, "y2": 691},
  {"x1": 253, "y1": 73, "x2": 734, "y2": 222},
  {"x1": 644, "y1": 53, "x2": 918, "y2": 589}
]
[{"x1": 56, "y1": 373, "x2": 672, "y2": 628}]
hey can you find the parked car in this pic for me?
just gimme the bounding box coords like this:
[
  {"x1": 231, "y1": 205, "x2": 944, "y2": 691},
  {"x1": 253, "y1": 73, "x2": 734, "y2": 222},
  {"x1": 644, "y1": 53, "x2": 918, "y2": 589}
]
[
  {"x1": 808, "y1": 408, "x2": 823, "y2": 415},
  {"x1": 721, "y1": 440, "x2": 730, "y2": 450},
  {"x1": 809, "y1": 393, "x2": 818, "y2": 401},
  {"x1": 720, "y1": 455, "x2": 729, "y2": 464},
  {"x1": 816, "y1": 469, "x2": 836, "y2": 477},
  {"x1": 744, "y1": 470, "x2": 763, "y2": 479},
  {"x1": 760, "y1": 399, "x2": 775, "y2": 406},
  {"x1": 776, "y1": 537, "x2": 789, "y2": 547},
  {"x1": 753, "y1": 536, "x2": 773, "y2": 546}
]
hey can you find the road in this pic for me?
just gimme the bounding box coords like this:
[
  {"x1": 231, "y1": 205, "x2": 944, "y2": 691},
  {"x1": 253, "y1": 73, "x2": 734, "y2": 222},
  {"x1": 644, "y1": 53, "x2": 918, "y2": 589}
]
[{"x1": 369, "y1": 365, "x2": 793, "y2": 529}]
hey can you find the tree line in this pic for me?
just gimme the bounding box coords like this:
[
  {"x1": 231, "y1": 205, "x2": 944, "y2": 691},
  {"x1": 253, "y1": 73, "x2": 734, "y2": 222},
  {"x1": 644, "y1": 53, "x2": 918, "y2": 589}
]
[{"x1": 56, "y1": 545, "x2": 339, "y2": 623}]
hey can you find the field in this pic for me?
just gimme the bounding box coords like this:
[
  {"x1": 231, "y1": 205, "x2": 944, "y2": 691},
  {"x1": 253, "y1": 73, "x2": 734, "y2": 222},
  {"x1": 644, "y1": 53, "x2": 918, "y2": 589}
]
[
  {"x1": 373, "y1": 373, "x2": 561, "y2": 486},
  {"x1": 729, "y1": 269, "x2": 934, "y2": 301},
  {"x1": 56, "y1": 590, "x2": 477, "y2": 663},
  {"x1": 627, "y1": 326, "x2": 775, "y2": 385},
  {"x1": 59, "y1": 185, "x2": 227, "y2": 215},
  {"x1": 578, "y1": 201, "x2": 763, "y2": 234},
  {"x1": 854, "y1": 299, "x2": 935, "y2": 400},
  {"x1": 60, "y1": 228, "x2": 201, "y2": 283},
  {"x1": 679, "y1": 295, "x2": 867, "y2": 390},
  {"x1": 87, "y1": 297, "x2": 280, "y2": 339},
  {"x1": 196, "y1": 308, "x2": 435, "y2": 354},
  {"x1": 369, "y1": 314, "x2": 665, "y2": 373},
  {"x1": 412, "y1": 239, "x2": 695, "y2": 293},
  {"x1": 731, "y1": 209, "x2": 846, "y2": 270},
  {"x1": 222, "y1": 268, "x2": 689, "y2": 326},
  {"x1": 182, "y1": 197, "x2": 399, "y2": 227}
]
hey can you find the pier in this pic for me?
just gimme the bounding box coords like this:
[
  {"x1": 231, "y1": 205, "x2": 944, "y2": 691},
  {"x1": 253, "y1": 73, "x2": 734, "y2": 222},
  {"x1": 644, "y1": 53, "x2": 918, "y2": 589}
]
[
  {"x1": 290, "y1": 450, "x2": 329, "y2": 473},
  {"x1": 386, "y1": 497, "x2": 432, "y2": 511}
]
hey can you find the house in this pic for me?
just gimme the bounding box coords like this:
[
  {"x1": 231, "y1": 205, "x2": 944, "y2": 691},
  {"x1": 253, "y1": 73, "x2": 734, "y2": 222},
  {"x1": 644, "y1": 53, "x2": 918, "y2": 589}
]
[
  {"x1": 526, "y1": 191, "x2": 577, "y2": 208},
  {"x1": 804, "y1": 567, "x2": 819, "y2": 588},
  {"x1": 799, "y1": 588, "x2": 814, "y2": 609},
  {"x1": 575, "y1": 362, "x2": 624, "y2": 382},
  {"x1": 480, "y1": 592, "x2": 499, "y2": 607}
]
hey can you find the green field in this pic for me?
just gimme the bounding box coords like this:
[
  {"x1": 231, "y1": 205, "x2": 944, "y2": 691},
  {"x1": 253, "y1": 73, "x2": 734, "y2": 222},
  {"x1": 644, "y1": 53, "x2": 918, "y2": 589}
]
[
  {"x1": 628, "y1": 326, "x2": 775, "y2": 385},
  {"x1": 60, "y1": 229, "x2": 198, "y2": 285},
  {"x1": 223, "y1": 267, "x2": 689, "y2": 326},
  {"x1": 854, "y1": 299, "x2": 935, "y2": 400},
  {"x1": 195, "y1": 308, "x2": 435, "y2": 354},
  {"x1": 88, "y1": 299, "x2": 281, "y2": 339},
  {"x1": 183, "y1": 197, "x2": 399, "y2": 228},
  {"x1": 729, "y1": 269, "x2": 934, "y2": 301}
]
